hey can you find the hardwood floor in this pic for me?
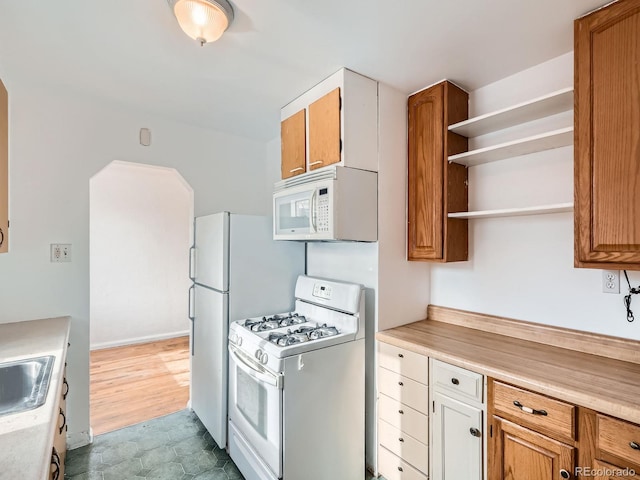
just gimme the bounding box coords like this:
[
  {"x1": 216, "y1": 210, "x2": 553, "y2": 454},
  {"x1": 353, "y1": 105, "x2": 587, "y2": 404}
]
[{"x1": 90, "y1": 336, "x2": 190, "y2": 435}]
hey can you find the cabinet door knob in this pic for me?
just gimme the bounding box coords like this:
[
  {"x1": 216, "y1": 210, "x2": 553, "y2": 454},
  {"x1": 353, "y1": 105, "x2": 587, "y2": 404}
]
[
  {"x1": 398, "y1": 353, "x2": 404, "y2": 358},
  {"x1": 630, "y1": 441, "x2": 640, "y2": 450},
  {"x1": 560, "y1": 469, "x2": 570, "y2": 479},
  {"x1": 397, "y1": 466, "x2": 403, "y2": 472},
  {"x1": 398, "y1": 437, "x2": 404, "y2": 442},
  {"x1": 398, "y1": 409, "x2": 404, "y2": 415},
  {"x1": 58, "y1": 408, "x2": 67, "y2": 435},
  {"x1": 469, "y1": 427, "x2": 481, "y2": 437},
  {"x1": 63, "y1": 378, "x2": 69, "y2": 400},
  {"x1": 451, "y1": 378, "x2": 460, "y2": 385},
  {"x1": 398, "y1": 381, "x2": 403, "y2": 386}
]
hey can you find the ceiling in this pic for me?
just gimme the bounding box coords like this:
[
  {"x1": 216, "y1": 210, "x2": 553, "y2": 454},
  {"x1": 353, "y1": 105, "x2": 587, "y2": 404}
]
[{"x1": 0, "y1": 0, "x2": 606, "y2": 141}]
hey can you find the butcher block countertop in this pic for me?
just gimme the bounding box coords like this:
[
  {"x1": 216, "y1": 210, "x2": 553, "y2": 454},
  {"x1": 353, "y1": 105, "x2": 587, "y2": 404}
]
[
  {"x1": 0, "y1": 317, "x2": 71, "y2": 480},
  {"x1": 376, "y1": 305, "x2": 640, "y2": 425}
]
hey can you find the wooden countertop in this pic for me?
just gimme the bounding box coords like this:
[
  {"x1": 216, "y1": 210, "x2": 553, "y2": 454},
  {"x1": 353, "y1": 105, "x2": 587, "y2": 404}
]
[
  {"x1": 0, "y1": 317, "x2": 71, "y2": 480},
  {"x1": 376, "y1": 306, "x2": 640, "y2": 425}
]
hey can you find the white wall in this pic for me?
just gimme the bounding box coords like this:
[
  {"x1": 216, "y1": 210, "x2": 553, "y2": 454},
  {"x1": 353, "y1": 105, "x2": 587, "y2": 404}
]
[
  {"x1": 0, "y1": 79, "x2": 270, "y2": 446},
  {"x1": 430, "y1": 52, "x2": 640, "y2": 340},
  {"x1": 90, "y1": 161, "x2": 193, "y2": 349}
]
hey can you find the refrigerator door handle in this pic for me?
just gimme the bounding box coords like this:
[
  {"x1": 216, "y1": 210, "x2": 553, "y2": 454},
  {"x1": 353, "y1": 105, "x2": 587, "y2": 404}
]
[
  {"x1": 188, "y1": 285, "x2": 195, "y2": 356},
  {"x1": 188, "y1": 246, "x2": 196, "y2": 281}
]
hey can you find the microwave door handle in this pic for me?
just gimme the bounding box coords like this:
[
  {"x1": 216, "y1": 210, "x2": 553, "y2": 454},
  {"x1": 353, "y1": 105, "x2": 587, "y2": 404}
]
[
  {"x1": 310, "y1": 189, "x2": 318, "y2": 233},
  {"x1": 229, "y1": 344, "x2": 282, "y2": 388}
]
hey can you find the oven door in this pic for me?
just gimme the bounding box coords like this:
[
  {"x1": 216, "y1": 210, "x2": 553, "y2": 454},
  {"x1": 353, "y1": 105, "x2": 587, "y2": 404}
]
[{"x1": 228, "y1": 344, "x2": 283, "y2": 478}]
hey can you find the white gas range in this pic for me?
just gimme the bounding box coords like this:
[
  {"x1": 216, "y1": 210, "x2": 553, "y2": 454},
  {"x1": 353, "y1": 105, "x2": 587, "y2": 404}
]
[{"x1": 227, "y1": 275, "x2": 365, "y2": 480}]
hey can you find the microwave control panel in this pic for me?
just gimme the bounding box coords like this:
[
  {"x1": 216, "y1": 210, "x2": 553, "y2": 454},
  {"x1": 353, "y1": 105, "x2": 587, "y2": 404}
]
[{"x1": 317, "y1": 187, "x2": 330, "y2": 232}]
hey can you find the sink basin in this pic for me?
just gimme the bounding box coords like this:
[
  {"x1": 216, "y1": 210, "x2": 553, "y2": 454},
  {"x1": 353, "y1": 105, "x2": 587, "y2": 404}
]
[{"x1": 0, "y1": 355, "x2": 55, "y2": 417}]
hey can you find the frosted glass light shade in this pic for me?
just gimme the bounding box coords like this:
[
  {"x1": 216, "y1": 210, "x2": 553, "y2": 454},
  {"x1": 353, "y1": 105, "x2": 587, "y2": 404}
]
[{"x1": 170, "y1": 0, "x2": 233, "y2": 45}]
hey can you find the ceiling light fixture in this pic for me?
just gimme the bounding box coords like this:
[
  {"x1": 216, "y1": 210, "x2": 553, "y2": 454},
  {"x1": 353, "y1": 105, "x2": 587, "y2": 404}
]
[{"x1": 167, "y1": 0, "x2": 234, "y2": 46}]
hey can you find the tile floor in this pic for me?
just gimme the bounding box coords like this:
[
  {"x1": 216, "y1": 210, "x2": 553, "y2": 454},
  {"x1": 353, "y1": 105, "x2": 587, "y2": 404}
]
[{"x1": 64, "y1": 410, "x2": 243, "y2": 480}]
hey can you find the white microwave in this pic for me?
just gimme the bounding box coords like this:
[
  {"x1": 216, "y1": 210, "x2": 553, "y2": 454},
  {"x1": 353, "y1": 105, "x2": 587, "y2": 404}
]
[{"x1": 273, "y1": 166, "x2": 377, "y2": 241}]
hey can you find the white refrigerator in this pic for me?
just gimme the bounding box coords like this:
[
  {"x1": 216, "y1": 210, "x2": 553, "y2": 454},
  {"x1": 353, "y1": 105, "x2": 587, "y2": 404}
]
[{"x1": 188, "y1": 212, "x2": 305, "y2": 449}]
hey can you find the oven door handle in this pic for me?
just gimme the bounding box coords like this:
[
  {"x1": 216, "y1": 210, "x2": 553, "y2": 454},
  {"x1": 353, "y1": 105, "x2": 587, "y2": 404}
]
[
  {"x1": 310, "y1": 189, "x2": 318, "y2": 233},
  {"x1": 229, "y1": 344, "x2": 283, "y2": 389}
]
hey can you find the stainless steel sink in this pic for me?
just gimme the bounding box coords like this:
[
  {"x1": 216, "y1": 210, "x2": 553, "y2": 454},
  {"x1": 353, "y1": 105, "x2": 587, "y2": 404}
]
[{"x1": 0, "y1": 355, "x2": 55, "y2": 417}]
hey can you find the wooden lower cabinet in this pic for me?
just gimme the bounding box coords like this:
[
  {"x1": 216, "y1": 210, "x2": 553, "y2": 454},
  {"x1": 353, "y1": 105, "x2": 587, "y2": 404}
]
[
  {"x1": 490, "y1": 417, "x2": 574, "y2": 480},
  {"x1": 50, "y1": 371, "x2": 68, "y2": 479}
]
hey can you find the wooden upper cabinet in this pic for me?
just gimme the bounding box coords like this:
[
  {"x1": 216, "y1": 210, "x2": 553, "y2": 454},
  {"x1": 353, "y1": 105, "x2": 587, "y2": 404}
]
[
  {"x1": 308, "y1": 87, "x2": 341, "y2": 171},
  {"x1": 281, "y1": 109, "x2": 306, "y2": 179},
  {"x1": 407, "y1": 81, "x2": 468, "y2": 262},
  {"x1": 0, "y1": 78, "x2": 7, "y2": 254},
  {"x1": 575, "y1": 0, "x2": 640, "y2": 269}
]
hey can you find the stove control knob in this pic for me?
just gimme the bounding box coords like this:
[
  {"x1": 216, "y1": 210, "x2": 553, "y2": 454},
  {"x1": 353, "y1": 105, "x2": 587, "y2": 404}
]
[
  {"x1": 255, "y1": 349, "x2": 263, "y2": 360},
  {"x1": 229, "y1": 333, "x2": 237, "y2": 344},
  {"x1": 261, "y1": 353, "x2": 268, "y2": 364},
  {"x1": 237, "y1": 337, "x2": 242, "y2": 347}
]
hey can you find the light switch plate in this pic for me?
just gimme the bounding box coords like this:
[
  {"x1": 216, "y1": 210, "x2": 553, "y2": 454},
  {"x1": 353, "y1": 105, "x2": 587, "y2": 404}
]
[{"x1": 51, "y1": 244, "x2": 72, "y2": 263}]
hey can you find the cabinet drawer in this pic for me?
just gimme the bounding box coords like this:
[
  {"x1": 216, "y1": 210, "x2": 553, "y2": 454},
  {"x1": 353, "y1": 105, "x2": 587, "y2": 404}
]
[
  {"x1": 432, "y1": 358, "x2": 483, "y2": 403},
  {"x1": 591, "y1": 459, "x2": 638, "y2": 480},
  {"x1": 492, "y1": 381, "x2": 575, "y2": 442},
  {"x1": 379, "y1": 393, "x2": 428, "y2": 442},
  {"x1": 598, "y1": 415, "x2": 640, "y2": 468},
  {"x1": 378, "y1": 419, "x2": 428, "y2": 474},
  {"x1": 379, "y1": 367, "x2": 429, "y2": 414},
  {"x1": 378, "y1": 445, "x2": 428, "y2": 480},
  {"x1": 379, "y1": 342, "x2": 428, "y2": 384}
]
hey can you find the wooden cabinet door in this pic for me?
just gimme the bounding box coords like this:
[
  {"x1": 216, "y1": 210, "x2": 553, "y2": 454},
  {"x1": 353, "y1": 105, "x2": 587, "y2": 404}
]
[
  {"x1": 575, "y1": 0, "x2": 640, "y2": 269},
  {"x1": 281, "y1": 109, "x2": 306, "y2": 179},
  {"x1": 407, "y1": 81, "x2": 468, "y2": 262},
  {"x1": 490, "y1": 416, "x2": 574, "y2": 480},
  {"x1": 308, "y1": 87, "x2": 341, "y2": 171},
  {"x1": 432, "y1": 392, "x2": 483, "y2": 480},
  {"x1": 0, "y1": 78, "x2": 7, "y2": 254}
]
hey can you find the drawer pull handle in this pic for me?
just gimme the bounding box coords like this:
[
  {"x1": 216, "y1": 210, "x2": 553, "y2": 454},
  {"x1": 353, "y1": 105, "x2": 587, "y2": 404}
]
[
  {"x1": 513, "y1": 400, "x2": 547, "y2": 416},
  {"x1": 451, "y1": 378, "x2": 460, "y2": 385},
  {"x1": 560, "y1": 469, "x2": 570, "y2": 479},
  {"x1": 398, "y1": 353, "x2": 404, "y2": 358},
  {"x1": 398, "y1": 409, "x2": 404, "y2": 415},
  {"x1": 398, "y1": 381, "x2": 404, "y2": 386},
  {"x1": 630, "y1": 441, "x2": 640, "y2": 450},
  {"x1": 397, "y1": 466, "x2": 403, "y2": 472},
  {"x1": 470, "y1": 427, "x2": 481, "y2": 437},
  {"x1": 399, "y1": 437, "x2": 404, "y2": 442}
]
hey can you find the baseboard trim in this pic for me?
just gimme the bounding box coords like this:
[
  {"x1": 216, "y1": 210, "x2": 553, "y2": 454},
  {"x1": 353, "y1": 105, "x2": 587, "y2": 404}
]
[
  {"x1": 67, "y1": 428, "x2": 93, "y2": 450},
  {"x1": 90, "y1": 330, "x2": 190, "y2": 351}
]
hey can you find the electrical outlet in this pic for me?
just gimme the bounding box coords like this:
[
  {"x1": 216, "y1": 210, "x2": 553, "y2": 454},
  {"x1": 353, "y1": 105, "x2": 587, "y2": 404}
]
[
  {"x1": 602, "y1": 270, "x2": 620, "y2": 294},
  {"x1": 51, "y1": 244, "x2": 72, "y2": 263}
]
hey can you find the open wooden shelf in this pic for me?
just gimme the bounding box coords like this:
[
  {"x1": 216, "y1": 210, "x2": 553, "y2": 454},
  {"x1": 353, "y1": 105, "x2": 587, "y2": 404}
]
[
  {"x1": 448, "y1": 202, "x2": 574, "y2": 219},
  {"x1": 448, "y1": 127, "x2": 573, "y2": 167},
  {"x1": 448, "y1": 87, "x2": 574, "y2": 137}
]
